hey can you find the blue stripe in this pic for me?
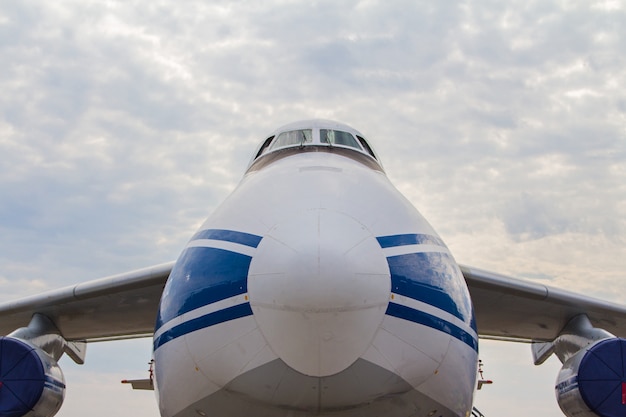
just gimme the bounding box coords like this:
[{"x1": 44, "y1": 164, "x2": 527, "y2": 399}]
[
  {"x1": 376, "y1": 234, "x2": 446, "y2": 249},
  {"x1": 190, "y1": 229, "x2": 263, "y2": 248},
  {"x1": 156, "y1": 247, "x2": 252, "y2": 329},
  {"x1": 556, "y1": 376, "x2": 579, "y2": 395},
  {"x1": 44, "y1": 376, "x2": 66, "y2": 390},
  {"x1": 44, "y1": 383, "x2": 64, "y2": 394},
  {"x1": 386, "y1": 302, "x2": 478, "y2": 352},
  {"x1": 387, "y1": 252, "x2": 475, "y2": 329},
  {"x1": 154, "y1": 303, "x2": 253, "y2": 350}
]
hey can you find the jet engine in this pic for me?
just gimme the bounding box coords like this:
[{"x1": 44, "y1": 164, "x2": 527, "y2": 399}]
[
  {"x1": 555, "y1": 337, "x2": 626, "y2": 417},
  {"x1": 0, "y1": 336, "x2": 65, "y2": 417}
]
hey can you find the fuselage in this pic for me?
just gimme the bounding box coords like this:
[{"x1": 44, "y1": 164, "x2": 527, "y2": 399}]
[{"x1": 152, "y1": 120, "x2": 479, "y2": 417}]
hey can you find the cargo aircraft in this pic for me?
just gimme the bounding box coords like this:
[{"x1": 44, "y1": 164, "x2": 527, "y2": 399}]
[{"x1": 1, "y1": 120, "x2": 626, "y2": 417}]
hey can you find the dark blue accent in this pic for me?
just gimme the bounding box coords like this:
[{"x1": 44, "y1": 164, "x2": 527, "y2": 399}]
[
  {"x1": 376, "y1": 234, "x2": 446, "y2": 249},
  {"x1": 154, "y1": 303, "x2": 253, "y2": 350},
  {"x1": 386, "y1": 303, "x2": 478, "y2": 352},
  {"x1": 0, "y1": 337, "x2": 46, "y2": 417},
  {"x1": 577, "y1": 338, "x2": 626, "y2": 416},
  {"x1": 555, "y1": 376, "x2": 579, "y2": 395},
  {"x1": 156, "y1": 247, "x2": 253, "y2": 329},
  {"x1": 190, "y1": 229, "x2": 263, "y2": 248},
  {"x1": 386, "y1": 252, "x2": 476, "y2": 330},
  {"x1": 44, "y1": 375, "x2": 66, "y2": 391}
]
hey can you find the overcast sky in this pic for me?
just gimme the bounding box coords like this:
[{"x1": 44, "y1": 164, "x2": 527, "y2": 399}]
[{"x1": 1, "y1": 1, "x2": 625, "y2": 416}]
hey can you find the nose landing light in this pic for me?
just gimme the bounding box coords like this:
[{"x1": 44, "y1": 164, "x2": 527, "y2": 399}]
[{"x1": 248, "y1": 209, "x2": 390, "y2": 377}]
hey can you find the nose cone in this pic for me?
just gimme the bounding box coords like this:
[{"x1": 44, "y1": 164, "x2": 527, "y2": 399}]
[{"x1": 248, "y1": 209, "x2": 390, "y2": 377}]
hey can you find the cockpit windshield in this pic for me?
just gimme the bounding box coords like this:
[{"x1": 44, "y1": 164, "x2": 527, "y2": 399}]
[
  {"x1": 249, "y1": 120, "x2": 382, "y2": 171},
  {"x1": 320, "y1": 129, "x2": 360, "y2": 149},
  {"x1": 268, "y1": 129, "x2": 312, "y2": 151}
]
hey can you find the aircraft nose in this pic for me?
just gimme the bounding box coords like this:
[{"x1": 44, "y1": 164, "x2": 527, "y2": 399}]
[{"x1": 248, "y1": 209, "x2": 390, "y2": 377}]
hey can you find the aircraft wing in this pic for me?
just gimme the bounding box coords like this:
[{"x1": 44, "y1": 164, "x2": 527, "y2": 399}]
[
  {"x1": 461, "y1": 264, "x2": 626, "y2": 342},
  {"x1": 0, "y1": 262, "x2": 173, "y2": 341},
  {"x1": 3, "y1": 260, "x2": 625, "y2": 344}
]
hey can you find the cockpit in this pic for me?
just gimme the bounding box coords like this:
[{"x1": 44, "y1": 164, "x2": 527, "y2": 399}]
[{"x1": 248, "y1": 120, "x2": 382, "y2": 172}]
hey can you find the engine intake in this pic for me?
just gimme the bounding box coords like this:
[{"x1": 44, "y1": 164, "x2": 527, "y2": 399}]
[
  {"x1": 556, "y1": 337, "x2": 626, "y2": 417},
  {"x1": 0, "y1": 336, "x2": 65, "y2": 417}
]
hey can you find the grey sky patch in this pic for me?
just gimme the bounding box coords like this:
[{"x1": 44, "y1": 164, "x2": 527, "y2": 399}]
[{"x1": 517, "y1": 271, "x2": 555, "y2": 281}]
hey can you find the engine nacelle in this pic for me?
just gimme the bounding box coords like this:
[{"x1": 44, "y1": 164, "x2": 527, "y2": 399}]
[
  {"x1": 556, "y1": 337, "x2": 626, "y2": 417},
  {"x1": 0, "y1": 336, "x2": 65, "y2": 417}
]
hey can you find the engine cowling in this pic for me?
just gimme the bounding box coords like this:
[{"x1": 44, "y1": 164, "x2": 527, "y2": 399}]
[
  {"x1": 556, "y1": 337, "x2": 626, "y2": 417},
  {"x1": 0, "y1": 336, "x2": 65, "y2": 417}
]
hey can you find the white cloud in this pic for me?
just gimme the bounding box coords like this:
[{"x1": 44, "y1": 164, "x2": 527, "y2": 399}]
[{"x1": 0, "y1": 274, "x2": 49, "y2": 301}]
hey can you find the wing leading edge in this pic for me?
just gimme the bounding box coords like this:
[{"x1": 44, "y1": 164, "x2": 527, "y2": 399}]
[
  {"x1": 462, "y1": 264, "x2": 626, "y2": 342},
  {"x1": 0, "y1": 262, "x2": 174, "y2": 341}
]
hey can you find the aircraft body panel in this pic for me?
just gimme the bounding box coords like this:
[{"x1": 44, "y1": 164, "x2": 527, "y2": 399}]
[{"x1": 153, "y1": 149, "x2": 478, "y2": 416}]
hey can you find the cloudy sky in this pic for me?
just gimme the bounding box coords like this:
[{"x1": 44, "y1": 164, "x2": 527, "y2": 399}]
[{"x1": 1, "y1": 0, "x2": 625, "y2": 416}]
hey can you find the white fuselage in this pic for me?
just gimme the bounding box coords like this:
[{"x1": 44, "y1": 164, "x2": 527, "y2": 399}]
[{"x1": 152, "y1": 132, "x2": 479, "y2": 417}]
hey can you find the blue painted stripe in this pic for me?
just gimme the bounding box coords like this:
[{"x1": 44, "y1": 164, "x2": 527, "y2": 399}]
[
  {"x1": 376, "y1": 234, "x2": 446, "y2": 249},
  {"x1": 386, "y1": 302, "x2": 478, "y2": 352},
  {"x1": 555, "y1": 376, "x2": 579, "y2": 395},
  {"x1": 44, "y1": 376, "x2": 66, "y2": 390},
  {"x1": 387, "y1": 252, "x2": 475, "y2": 329},
  {"x1": 190, "y1": 229, "x2": 263, "y2": 248},
  {"x1": 44, "y1": 383, "x2": 65, "y2": 394},
  {"x1": 154, "y1": 303, "x2": 253, "y2": 350},
  {"x1": 156, "y1": 247, "x2": 252, "y2": 329}
]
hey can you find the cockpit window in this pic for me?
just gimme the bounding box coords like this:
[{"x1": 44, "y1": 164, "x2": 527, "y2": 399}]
[
  {"x1": 320, "y1": 129, "x2": 361, "y2": 149},
  {"x1": 255, "y1": 136, "x2": 274, "y2": 159},
  {"x1": 249, "y1": 123, "x2": 384, "y2": 171},
  {"x1": 269, "y1": 129, "x2": 312, "y2": 150},
  {"x1": 356, "y1": 135, "x2": 377, "y2": 160}
]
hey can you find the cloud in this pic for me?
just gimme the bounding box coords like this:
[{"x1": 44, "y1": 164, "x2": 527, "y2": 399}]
[{"x1": 502, "y1": 192, "x2": 572, "y2": 240}]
